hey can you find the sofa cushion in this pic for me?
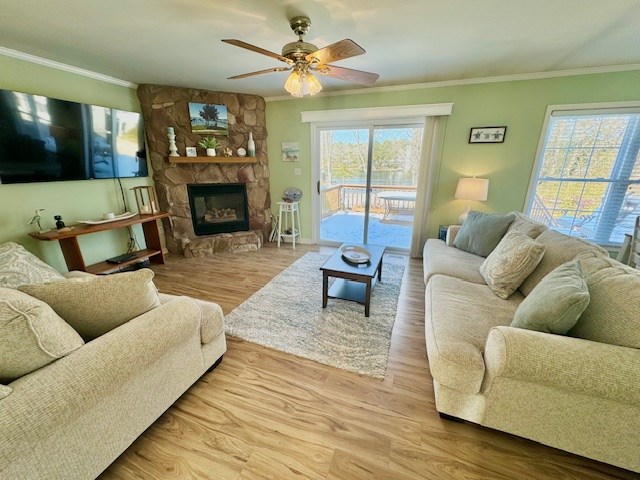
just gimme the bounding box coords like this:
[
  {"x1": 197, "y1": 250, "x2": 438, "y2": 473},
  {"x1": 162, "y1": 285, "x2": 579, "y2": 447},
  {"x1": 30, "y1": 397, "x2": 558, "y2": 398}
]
[
  {"x1": 424, "y1": 275, "x2": 523, "y2": 394},
  {"x1": 423, "y1": 239, "x2": 485, "y2": 284},
  {"x1": 480, "y1": 230, "x2": 545, "y2": 299},
  {"x1": 569, "y1": 251, "x2": 640, "y2": 348},
  {"x1": 20, "y1": 269, "x2": 161, "y2": 341},
  {"x1": 519, "y1": 230, "x2": 608, "y2": 296},
  {"x1": 511, "y1": 260, "x2": 589, "y2": 335},
  {"x1": 0, "y1": 287, "x2": 84, "y2": 382},
  {"x1": 0, "y1": 384, "x2": 11, "y2": 399},
  {"x1": 0, "y1": 242, "x2": 65, "y2": 289},
  {"x1": 506, "y1": 211, "x2": 547, "y2": 239},
  {"x1": 453, "y1": 211, "x2": 515, "y2": 257}
]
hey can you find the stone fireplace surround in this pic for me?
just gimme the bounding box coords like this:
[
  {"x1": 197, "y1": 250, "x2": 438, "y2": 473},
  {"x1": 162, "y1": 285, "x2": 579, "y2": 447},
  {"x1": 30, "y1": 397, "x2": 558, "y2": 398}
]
[{"x1": 137, "y1": 84, "x2": 271, "y2": 256}]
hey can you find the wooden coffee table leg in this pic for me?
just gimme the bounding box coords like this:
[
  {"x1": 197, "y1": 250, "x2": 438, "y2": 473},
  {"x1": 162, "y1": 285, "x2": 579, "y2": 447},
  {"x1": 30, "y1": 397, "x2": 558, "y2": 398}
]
[
  {"x1": 322, "y1": 271, "x2": 328, "y2": 308},
  {"x1": 365, "y1": 279, "x2": 372, "y2": 317}
]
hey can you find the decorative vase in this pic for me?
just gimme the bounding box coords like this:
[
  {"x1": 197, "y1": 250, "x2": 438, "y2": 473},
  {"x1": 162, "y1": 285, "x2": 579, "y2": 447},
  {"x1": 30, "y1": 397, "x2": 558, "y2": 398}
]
[
  {"x1": 206, "y1": 148, "x2": 216, "y2": 157},
  {"x1": 167, "y1": 127, "x2": 179, "y2": 157},
  {"x1": 247, "y1": 132, "x2": 256, "y2": 157}
]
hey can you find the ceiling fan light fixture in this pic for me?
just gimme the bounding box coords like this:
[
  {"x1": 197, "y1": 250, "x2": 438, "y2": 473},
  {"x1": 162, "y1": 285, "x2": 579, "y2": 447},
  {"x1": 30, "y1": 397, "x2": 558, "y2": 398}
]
[
  {"x1": 303, "y1": 71, "x2": 323, "y2": 96},
  {"x1": 284, "y1": 69, "x2": 322, "y2": 98},
  {"x1": 224, "y1": 15, "x2": 377, "y2": 93}
]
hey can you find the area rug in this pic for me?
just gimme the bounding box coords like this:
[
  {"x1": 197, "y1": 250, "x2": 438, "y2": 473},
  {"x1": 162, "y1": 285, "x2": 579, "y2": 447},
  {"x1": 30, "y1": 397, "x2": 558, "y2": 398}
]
[{"x1": 224, "y1": 252, "x2": 405, "y2": 378}]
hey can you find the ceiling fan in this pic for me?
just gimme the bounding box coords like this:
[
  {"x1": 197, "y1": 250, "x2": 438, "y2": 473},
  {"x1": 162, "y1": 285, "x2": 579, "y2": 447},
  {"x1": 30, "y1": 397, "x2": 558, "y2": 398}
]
[{"x1": 222, "y1": 16, "x2": 379, "y2": 97}]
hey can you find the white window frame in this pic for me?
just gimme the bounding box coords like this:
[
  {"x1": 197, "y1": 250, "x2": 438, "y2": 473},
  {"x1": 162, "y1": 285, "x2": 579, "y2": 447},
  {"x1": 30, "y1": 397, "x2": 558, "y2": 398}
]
[{"x1": 525, "y1": 101, "x2": 640, "y2": 246}]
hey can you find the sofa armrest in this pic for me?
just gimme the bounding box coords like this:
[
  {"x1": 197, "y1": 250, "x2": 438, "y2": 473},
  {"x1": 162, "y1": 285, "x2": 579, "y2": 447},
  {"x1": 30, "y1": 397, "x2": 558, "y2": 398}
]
[
  {"x1": 483, "y1": 326, "x2": 640, "y2": 406},
  {"x1": 158, "y1": 293, "x2": 223, "y2": 344},
  {"x1": 446, "y1": 225, "x2": 461, "y2": 246}
]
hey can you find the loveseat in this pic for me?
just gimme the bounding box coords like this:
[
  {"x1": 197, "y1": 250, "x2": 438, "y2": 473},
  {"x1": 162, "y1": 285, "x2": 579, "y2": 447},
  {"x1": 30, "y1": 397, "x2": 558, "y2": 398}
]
[
  {"x1": 422, "y1": 213, "x2": 640, "y2": 473},
  {"x1": 0, "y1": 242, "x2": 226, "y2": 479}
]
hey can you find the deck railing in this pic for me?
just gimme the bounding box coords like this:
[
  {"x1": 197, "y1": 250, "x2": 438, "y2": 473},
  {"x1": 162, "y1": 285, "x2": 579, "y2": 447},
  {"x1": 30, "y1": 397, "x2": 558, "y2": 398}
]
[
  {"x1": 321, "y1": 183, "x2": 417, "y2": 218},
  {"x1": 529, "y1": 194, "x2": 559, "y2": 227}
]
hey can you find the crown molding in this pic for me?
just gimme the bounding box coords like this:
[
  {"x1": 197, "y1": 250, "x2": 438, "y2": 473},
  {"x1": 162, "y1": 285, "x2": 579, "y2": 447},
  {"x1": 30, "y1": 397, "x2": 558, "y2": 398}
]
[
  {"x1": 265, "y1": 63, "x2": 640, "y2": 102},
  {"x1": 0, "y1": 47, "x2": 137, "y2": 89}
]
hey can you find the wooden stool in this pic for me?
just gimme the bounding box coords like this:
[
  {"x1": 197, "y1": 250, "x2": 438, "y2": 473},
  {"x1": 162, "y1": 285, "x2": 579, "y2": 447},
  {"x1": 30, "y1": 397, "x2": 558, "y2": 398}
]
[{"x1": 277, "y1": 201, "x2": 301, "y2": 249}]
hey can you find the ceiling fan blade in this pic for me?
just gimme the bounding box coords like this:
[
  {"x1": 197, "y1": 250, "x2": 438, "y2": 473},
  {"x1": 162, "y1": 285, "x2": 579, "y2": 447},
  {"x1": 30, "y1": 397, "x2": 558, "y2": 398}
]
[
  {"x1": 306, "y1": 39, "x2": 365, "y2": 65},
  {"x1": 228, "y1": 67, "x2": 292, "y2": 80},
  {"x1": 222, "y1": 39, "x2": 293, "y2": 64},
  {"x1": 315, "y1": 65, "x2": 379, "y2": 86}
]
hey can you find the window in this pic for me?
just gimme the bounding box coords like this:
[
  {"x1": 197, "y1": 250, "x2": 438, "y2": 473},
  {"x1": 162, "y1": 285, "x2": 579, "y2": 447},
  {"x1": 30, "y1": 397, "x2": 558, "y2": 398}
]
[{"x1": 527, "y1": 106, "x2": 640, "y2": 245}]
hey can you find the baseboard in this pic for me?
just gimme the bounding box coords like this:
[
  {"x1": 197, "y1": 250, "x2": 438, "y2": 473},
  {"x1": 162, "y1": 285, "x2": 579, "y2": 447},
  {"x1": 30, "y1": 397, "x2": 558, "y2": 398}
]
[{"x1": 268, "y1": 237, "x2": 314, "y2": 245}]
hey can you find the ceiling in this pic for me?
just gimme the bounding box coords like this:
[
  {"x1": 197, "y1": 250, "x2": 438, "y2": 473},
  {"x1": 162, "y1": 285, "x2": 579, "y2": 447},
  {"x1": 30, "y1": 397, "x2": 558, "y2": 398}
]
[{"x1": 2, "y1": 0, "x2": 640, "y2": 98}]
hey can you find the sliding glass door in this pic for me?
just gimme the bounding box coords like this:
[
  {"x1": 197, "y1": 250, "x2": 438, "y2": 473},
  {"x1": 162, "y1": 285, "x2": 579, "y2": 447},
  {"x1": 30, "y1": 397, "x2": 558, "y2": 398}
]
[{"x1": 318, "y1": 124, "x2": 423, "y2": 249}]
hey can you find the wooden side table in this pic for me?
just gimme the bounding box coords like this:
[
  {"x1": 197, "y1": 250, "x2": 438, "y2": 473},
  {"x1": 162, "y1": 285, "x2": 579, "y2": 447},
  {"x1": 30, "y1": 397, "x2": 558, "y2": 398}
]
[
  {"x1": 277, "y1": 201, "x2": 301, "y2": 249},
  {"x1": 29, "y1": 212, "x2": 168, "y2": 274}
]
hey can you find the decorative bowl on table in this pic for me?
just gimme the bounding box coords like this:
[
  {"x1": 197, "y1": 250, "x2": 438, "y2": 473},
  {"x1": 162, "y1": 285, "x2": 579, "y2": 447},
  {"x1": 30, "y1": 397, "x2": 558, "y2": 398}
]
[
  {"x1": 282, "y1": 187, "x2": 302, "y2": 203},
  {"x1": 341, "y1": 245, "x2": 371, "y2": 264}
]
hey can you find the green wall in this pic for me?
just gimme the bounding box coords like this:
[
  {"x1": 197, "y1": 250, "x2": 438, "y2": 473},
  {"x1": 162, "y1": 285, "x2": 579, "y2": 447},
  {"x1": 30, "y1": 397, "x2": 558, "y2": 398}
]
[
  {"x1": 266, "y1": 70, "x2": 640, "y2": 240},
  {"x1": 4, "y1": 54, "x2": 636, "y2": 268},
  {"x1": 0, "y1": 55, "x2": 153, "y2": 271}
]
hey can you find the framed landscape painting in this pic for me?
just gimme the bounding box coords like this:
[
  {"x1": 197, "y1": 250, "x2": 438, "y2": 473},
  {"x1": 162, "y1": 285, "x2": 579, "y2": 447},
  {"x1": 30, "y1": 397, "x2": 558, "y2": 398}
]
[
  {"x1": 282, "y1": 142, "x2": 299, "y2": 162},
  {"x1": 189, "y1": 103, "x2": 229, "y2": 136}
]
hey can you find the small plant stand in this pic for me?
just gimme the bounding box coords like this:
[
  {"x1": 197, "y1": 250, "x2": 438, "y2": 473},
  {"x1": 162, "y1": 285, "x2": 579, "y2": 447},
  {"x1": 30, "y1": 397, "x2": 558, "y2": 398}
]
[{"x1": 276, "y1": 201, "x2": 301, "y2": 249}]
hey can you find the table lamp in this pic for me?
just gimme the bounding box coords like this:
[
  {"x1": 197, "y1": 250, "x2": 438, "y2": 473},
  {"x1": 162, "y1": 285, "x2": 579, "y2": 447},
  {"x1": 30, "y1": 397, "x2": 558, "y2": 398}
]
[{"x1": 455, "y1": 177, "x2": 489, "y2": 223}]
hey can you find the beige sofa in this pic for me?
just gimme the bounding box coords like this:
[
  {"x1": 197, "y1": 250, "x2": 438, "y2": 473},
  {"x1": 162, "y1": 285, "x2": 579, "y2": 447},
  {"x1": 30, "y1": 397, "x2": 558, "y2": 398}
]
[
  {"x1": 0, "y1": 248, "x2": 226, "y2": 479},
  {"x1": 422, "y1": 217, "x2": 640, "y2": 473}
]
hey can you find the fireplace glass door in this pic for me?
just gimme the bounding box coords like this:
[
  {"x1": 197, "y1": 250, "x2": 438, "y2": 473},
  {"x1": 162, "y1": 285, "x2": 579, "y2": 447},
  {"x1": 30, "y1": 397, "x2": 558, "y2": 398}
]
[{"x1": 187, "y1": 183, "x2": 249, "y2": 235}]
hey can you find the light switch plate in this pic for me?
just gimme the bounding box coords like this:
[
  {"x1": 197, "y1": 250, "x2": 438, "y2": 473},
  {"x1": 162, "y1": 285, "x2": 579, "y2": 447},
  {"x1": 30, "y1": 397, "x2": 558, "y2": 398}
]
[{"x1": 294, "y1": 168, "x2": 302, "y2": 176}]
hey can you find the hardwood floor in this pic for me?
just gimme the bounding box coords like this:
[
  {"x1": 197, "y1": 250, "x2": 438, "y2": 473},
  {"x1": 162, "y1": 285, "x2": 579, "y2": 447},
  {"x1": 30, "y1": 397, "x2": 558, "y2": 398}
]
[{"x1": 99, "y1": 244, "x2": 636, "y2": 480}]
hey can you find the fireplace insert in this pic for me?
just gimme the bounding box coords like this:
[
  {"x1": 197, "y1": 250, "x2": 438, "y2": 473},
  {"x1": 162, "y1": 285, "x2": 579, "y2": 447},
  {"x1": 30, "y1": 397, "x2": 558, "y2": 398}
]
[{"x1": 187, "y1": 183, "x2": 249, "y2": 236}]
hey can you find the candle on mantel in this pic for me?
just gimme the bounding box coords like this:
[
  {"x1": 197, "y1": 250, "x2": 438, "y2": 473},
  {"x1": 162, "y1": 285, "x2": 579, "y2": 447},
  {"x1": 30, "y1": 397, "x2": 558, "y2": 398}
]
[{"x1": 167, "y1": 127, "x2": 174, "y2": 135}]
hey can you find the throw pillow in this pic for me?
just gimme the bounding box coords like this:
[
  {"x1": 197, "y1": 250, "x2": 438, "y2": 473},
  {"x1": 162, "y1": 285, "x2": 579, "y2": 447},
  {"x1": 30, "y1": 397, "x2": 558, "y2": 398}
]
[
  {"x1": 0, "y1": 242, "x2": 65, "y2": 289},
  {"x1": 506, "y1": 211, "x2": 547, "y2": 239},
  {"x1": 480, "y1": 230, "x2": 545, "y2": 299},
  {"x1": 0, "y1": 384, "x2": 12, "y2": 399},
  {"x1": 20, "y1": 268, "x2": 161, "y2": 341},
  {"x1": 453, "y1": 211, "x2": 515, "y2": 257},
  {"x1": 519, "y1": 230, "x2": 609, "y2": 296},
  {"x1": 511, "y1": 260, "x2": 589, "y2": 335},
  {"x1": 0, "y1": 287, "x2": 84, "y2": 382},
  {"x1": 568, "y1": 251, "x2": 640, "y2": 349}
]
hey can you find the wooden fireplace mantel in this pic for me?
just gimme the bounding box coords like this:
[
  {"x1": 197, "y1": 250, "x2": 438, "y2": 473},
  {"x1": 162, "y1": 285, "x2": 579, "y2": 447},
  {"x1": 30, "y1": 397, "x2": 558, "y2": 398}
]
[{"x1": 167, "y1": 156, "x2": 257, "y2": 164}]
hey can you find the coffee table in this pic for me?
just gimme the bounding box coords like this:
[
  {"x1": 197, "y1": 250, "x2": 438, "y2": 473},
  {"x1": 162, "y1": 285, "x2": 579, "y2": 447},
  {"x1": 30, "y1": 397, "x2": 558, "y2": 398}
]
[{"x1": 320, "y1": 244, "x2": 386, "y2": 317}]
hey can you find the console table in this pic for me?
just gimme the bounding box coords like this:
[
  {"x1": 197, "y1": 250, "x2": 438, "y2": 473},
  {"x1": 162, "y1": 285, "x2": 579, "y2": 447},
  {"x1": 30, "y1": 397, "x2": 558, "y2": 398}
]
[{"x1": 29, "y1": 212, "x2": 169, "y2": 274}]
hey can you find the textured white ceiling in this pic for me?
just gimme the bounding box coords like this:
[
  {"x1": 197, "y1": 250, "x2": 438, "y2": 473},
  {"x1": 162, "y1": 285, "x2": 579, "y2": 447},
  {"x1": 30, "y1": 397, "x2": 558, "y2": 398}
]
[{"x1": 1, "y1": 0, "x2": 640, "y2": 97}]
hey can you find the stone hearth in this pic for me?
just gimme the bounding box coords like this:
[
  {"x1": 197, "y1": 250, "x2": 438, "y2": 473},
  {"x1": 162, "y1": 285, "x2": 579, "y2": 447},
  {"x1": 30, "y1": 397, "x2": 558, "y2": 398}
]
[{"x1": 137, "y1": 84, "x2": 271, "y2": 256}]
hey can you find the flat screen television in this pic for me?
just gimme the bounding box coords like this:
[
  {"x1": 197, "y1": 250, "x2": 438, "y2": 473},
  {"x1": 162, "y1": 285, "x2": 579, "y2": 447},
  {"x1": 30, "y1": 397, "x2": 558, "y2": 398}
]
[{"x1": 0, "y1": 88, "x2": 147, "y2": 184}]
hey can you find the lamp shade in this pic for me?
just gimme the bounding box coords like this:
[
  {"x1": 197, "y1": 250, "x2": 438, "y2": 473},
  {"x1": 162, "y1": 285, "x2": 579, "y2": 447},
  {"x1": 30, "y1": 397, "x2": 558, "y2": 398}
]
[
  {"x1": 455, "y1": 177, "x2": 489, "y2": 201},
  {"x1": 284, "y1": 69, "x2": 323, "y2": 98}
]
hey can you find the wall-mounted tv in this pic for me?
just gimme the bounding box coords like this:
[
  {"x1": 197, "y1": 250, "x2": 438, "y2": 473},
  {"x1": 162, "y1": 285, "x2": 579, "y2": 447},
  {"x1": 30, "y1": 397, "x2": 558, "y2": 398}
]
[{"x1": 0, "y1": 88, "x2": 147, "y2": 184}]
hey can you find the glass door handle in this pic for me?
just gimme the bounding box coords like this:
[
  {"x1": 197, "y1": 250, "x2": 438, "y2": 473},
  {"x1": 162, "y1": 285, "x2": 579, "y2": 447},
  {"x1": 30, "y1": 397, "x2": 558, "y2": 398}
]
[{"x1": 317, "y1": 181, "x2": 320, "y2": 194}]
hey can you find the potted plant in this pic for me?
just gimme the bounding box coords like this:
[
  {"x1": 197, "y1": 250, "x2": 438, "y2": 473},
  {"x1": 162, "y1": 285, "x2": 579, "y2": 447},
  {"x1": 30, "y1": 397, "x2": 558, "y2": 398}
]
[{"x1": 198, "y1": 136, "x2": 220, "y2": 156}]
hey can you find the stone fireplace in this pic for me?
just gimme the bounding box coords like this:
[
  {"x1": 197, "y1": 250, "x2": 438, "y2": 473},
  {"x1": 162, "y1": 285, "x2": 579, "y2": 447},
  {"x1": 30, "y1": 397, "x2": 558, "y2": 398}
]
[
  {"x1": 188, "y1": 183, "x2": 249, "y2": 236},
  {"x1": 137, "y1": 84, "x2": 271, "y2": 256}
]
